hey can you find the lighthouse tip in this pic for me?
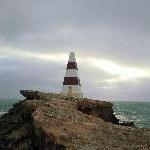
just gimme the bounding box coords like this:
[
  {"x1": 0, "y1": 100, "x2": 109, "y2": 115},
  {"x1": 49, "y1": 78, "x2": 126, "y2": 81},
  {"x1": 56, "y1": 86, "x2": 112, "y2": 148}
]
[{"x1": 69, "y1": 52, "x2": 76, "y2": 62}]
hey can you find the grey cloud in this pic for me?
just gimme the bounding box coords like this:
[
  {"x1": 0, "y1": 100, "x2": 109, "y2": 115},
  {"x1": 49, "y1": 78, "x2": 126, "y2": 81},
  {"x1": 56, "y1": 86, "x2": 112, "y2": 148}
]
[
  {"x1": 0, "y1": 0, "x2": 150, "y2": 100},
  {"x1": 0, "y1": 57, "x2": 65, "y2": 98}
]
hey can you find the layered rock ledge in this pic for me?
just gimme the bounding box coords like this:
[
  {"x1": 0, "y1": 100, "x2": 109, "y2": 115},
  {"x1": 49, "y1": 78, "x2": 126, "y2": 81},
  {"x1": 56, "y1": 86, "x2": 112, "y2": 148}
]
[{"x1": 0, "y1": 90, "x2": 150, "y2": 150}]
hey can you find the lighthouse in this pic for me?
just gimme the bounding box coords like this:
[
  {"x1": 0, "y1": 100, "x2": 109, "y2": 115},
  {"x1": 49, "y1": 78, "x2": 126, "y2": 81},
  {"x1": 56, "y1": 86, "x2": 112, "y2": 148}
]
[{"x1": 61, "y1": 52, "x2": 83, "y2": 98}]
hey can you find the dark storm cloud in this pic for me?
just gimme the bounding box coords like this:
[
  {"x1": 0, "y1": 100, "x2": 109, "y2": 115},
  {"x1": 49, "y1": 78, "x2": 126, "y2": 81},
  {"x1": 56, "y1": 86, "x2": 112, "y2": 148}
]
[
  {"x1": 0, "y1": 0, "x2": 150, "y2": 100},
  {"x1": 1, "y1": 1, "x2": 150, "y2": 52}
]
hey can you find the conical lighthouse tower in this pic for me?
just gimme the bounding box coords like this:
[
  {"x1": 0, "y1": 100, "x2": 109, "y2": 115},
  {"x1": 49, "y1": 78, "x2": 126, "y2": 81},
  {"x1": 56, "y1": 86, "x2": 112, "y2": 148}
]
[{"x1": 61, "y1": 52, "x2": 83, "y2": 98}]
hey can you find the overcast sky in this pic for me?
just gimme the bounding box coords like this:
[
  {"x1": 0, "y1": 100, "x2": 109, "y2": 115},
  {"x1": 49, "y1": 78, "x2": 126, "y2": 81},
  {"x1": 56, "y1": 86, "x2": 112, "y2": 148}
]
[{"x1": 0, "y1": 0, "x2": 150, "y2": 101}]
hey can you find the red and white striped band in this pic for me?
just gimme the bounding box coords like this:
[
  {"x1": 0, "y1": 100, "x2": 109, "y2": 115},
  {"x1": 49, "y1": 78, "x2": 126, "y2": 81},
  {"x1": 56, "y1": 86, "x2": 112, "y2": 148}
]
[
  {"x1": 67, "y1": 62, "x2": 78, "y2": 70},
  {"x1": 63, "y1": 77, "x2": 81, "y2": 86}
]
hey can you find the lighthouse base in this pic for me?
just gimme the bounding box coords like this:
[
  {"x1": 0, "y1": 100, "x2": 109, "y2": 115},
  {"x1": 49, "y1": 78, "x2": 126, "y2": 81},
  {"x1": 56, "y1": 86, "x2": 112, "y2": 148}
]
[
  {"x1": 61, "y1": 92, "x2": 83, "y2": 98},
  {"x1": 61, "y1": 85, "x2": 83, "y2": 98}
]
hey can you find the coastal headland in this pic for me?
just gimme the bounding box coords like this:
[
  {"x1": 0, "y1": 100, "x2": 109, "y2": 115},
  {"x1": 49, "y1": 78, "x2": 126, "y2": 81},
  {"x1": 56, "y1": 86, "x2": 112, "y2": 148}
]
[{"x1": 0, "y1": 90, "x2": 150, "y2": 149}]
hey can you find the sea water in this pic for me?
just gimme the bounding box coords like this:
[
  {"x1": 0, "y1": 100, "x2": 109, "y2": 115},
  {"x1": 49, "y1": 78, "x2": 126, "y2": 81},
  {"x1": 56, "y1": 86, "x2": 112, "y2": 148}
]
[
  {"x1": 113, "y1": 101, "x2": 150, "y2": 128},
  {"x1": 0, "y1": 100, "x2": 150, "y2": 128},
  {"x1": 0, "y1": 99, "x2": 19, "y2": 116}
]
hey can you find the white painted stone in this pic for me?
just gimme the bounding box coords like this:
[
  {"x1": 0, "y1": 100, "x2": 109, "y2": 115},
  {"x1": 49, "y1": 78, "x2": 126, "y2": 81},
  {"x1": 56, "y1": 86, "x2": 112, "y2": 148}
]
[
  {"x1": 61, "y1": 85, "x2": 83, "y2": 98},
  {"x1": 62, "y1": 85, "x2": 82, "y2": 93},
  {"x1": 68, "y1": 52, "x2": 76, "y2": 62},
  {"x1": 65, "y1": 69, "x2": 78, "y2": 77}
]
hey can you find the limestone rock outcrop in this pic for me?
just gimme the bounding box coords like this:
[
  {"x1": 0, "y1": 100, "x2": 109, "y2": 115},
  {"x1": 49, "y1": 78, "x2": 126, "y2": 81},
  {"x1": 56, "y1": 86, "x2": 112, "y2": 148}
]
[{"x1": 0, "y1": 90, "x2": 149, "y2": 150}]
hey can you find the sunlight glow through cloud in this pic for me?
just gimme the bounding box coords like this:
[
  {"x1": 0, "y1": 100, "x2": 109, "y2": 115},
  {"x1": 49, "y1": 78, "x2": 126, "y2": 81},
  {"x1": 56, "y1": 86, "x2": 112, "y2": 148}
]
[
  {"x1": 1, "y1": 48, "x2": 150, "y2": 83},
  {"x1": 0, "y1": 48, "x2": 68, "y2": 62},
  {"x1": 86, "y1": 58, "x2": 150, "y2": 81}
]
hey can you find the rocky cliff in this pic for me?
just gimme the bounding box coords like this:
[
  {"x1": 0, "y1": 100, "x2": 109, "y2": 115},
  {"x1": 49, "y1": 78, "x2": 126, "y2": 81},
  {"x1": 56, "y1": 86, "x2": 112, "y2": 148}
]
[{"x1": 0, "y1": 90, "x2": 150, "y2": 150}]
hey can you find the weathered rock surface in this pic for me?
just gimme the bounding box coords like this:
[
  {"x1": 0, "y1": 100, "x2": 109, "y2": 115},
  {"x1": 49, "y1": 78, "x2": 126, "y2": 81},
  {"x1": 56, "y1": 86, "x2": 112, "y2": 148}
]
[{"x1": 0, "y1": 90, "x2": 150, "y2": 150}]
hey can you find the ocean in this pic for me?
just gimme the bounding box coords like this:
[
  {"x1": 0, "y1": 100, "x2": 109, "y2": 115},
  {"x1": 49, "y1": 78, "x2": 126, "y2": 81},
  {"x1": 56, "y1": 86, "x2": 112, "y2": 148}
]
[
  {"x1": 0, "y1": 99, "x2": 20, "y2": 116},
  {"x1": 113, "y1": 101, "x2": 150, "y2": 128},
  {"x1": 0, "y1": 100, "x2": 149, "y2": 128}
]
